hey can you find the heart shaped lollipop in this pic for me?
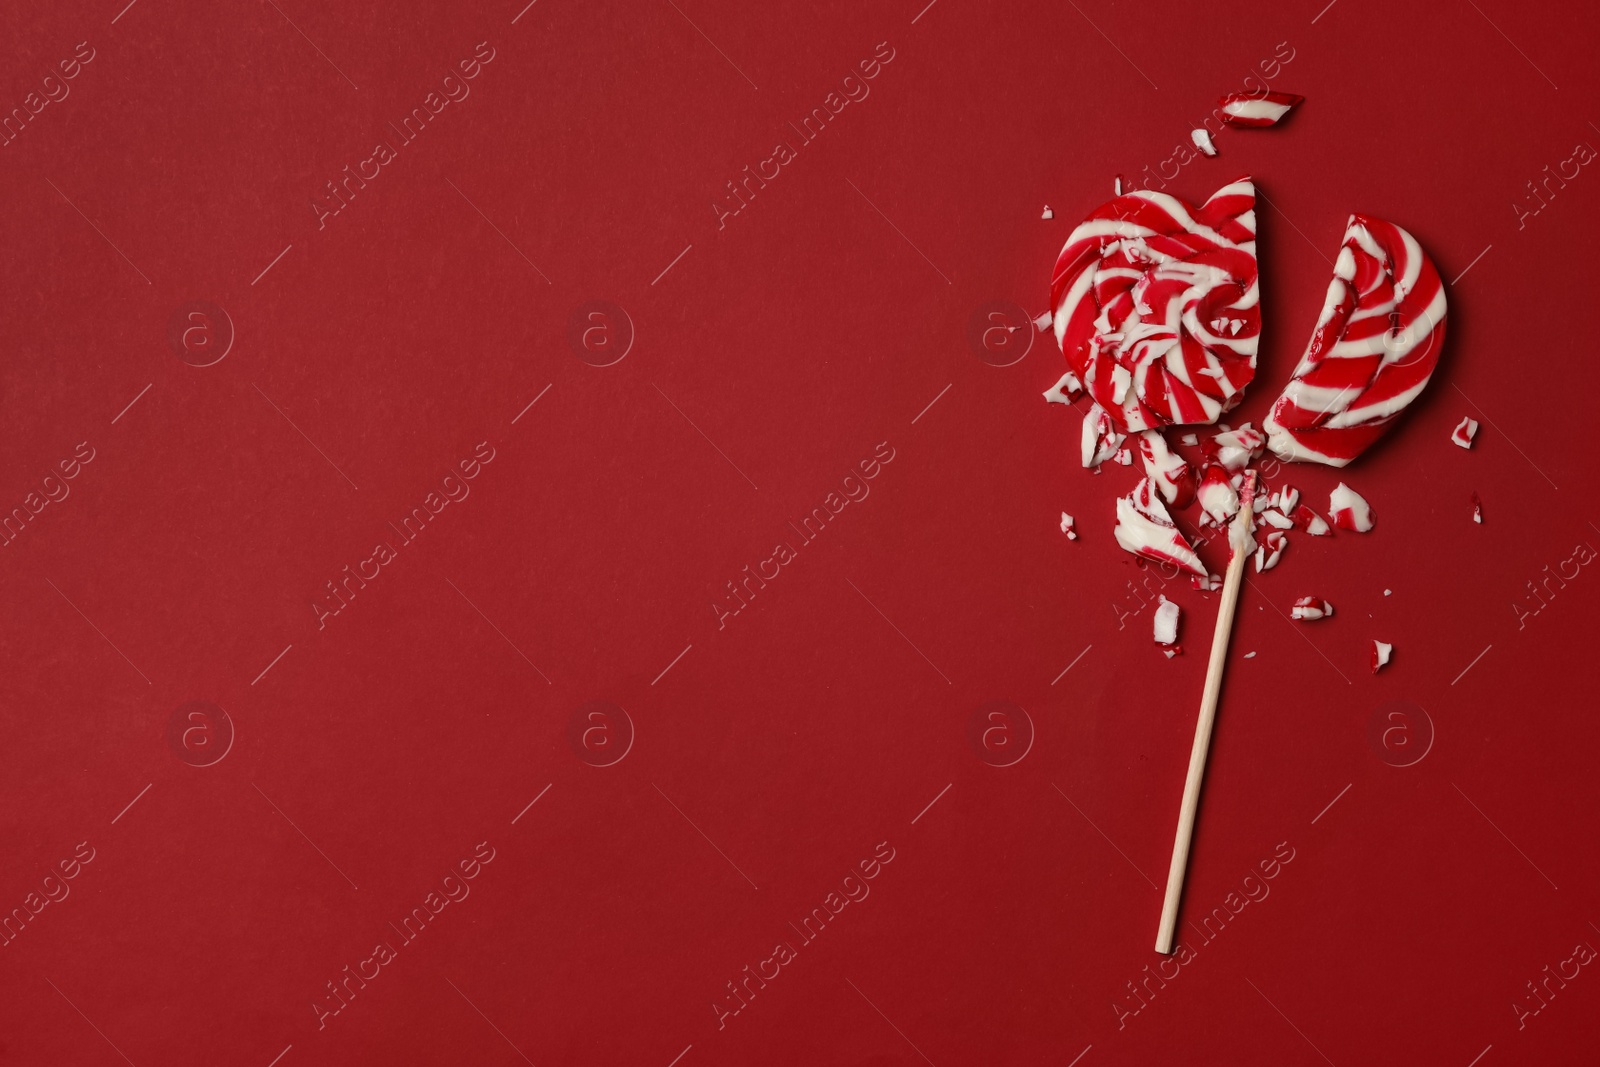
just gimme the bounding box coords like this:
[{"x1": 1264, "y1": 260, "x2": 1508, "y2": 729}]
[{"x1": 1050, "y1": 178, "x2": 1260, "y2": 434}]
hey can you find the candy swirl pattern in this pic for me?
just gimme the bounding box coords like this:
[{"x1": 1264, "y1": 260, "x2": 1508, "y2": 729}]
[
  {"x1": 1050, "y1": 178, "x2": 1260, "y2": 434},
  {"x1": 1263, "y1": 214, "x2": 1447, "y2": 466}
]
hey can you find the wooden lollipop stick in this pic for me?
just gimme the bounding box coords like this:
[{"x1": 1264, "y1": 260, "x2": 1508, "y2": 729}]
[{"x1": 1154, "y1": 473, "x2": 1257, "y2": 955}]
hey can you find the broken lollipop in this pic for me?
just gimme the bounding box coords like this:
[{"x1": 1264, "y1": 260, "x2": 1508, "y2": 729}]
[{"x1": 1263, "y1": 215, "x2": 1448, "y2": 466}]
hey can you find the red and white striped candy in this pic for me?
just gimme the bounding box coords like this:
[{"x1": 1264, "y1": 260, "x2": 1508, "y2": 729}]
[
  {"x1": 1113, "y1": 478, "x2": 1206, "y2": 576},
  {"x1": 1263, "y1": 215, "x2": 1447, "y2": 466},
  {"x1": 1050, "y1": 178, "x2": 1260, "y2": 435},
  {"x1": 1218, "y1": 91, "x2": 1304, "y2": 128}
]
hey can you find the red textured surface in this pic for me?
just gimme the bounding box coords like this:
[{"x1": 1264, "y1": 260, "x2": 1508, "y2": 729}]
[{"x1": 2, "y1": 2, "x2": 1597, "y2": 1065}]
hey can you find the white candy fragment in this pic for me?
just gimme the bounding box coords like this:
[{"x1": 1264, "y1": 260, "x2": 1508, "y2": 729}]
[
  {"x1": 1191, "y1": 128, "x2": 1218, "y2": 156},
  {"x1": 1275, "y1": 485, "x2": 1299, "y2": 514},
  {"x1": 1060, "y1": 512, "x2": 1077, "y2": 540},
  {"x1": 1452, "y1": 416, "x2": 1478, "y2": 449},
  {"x1": 1472, "y1": 491, "x2": 1484, "y2": 524},
  {"x1": 1153, "y1": 596, "x2": 1181, "y2": 646},
  {"x1": 1113, "y1": 478, "x2": 1207, "y2": 576},
  {"x1": 1191, "y1": 573, "x2": 1222, "y2": 591},
  {"x1": 1114, "y1": 175, "x2": 1124, "y2": 195},
  {"x1": 1082, "y1": 403, "x2": 1125, "y2": 467},
  {"x1": 1243, "y1": 651, "x2": 1257, "y2": 659},
  {"x1": 1329, "y1": 483, "x2": 1375, "y2": 533},
  {"x1": 1033, "y1": 309, "x2": 1054, "y2": 332},
  {"x1": 1043, "y1": 370, "x2": 1083, "y2": 405},
  {"x1": 1254, "y1": 529, "x2": 1287, "y2": 572},
  {"x1": 1212, "y1": 424, "x2": 1265, "y2": 471},
  {"x1": 1196, "y1": 463, "x2": 1240, "y2": 525},
  {"x1": 1258, "y1": 509, "x2": 1295, "y2": 530},
  {"x1": 1371, "y1": 640, "x2": 1393, "y2": 673},
  {"x1": 1290, "y1": 596, "x2": 1333, "y2": 621},
  {"x1": 1383, "y1": 588, "x2": 1392, "y2": 596},
  {"x1": 1291, "y1": 505, "x2": 1331, "y2": 536},
  {"x1": 1180, "y1": 433, "x2": 1199, "y2": 446},
  {"x1": 1042, "y1": 205, "x2": 1054, "y2": 220},
  {"x1": 1137, "y1": 430, "x2": 1194, "y2": 506},
  {"x1": 1114, "y1": 447, "x2": 1133, "y2": 466}
]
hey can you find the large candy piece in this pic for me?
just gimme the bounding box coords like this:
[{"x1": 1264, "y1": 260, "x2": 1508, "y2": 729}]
[
  {"x1": 1050, "y1": 178, "x2": 1260, "y2": 434},
  {"x1": 1113, "y1": 478, "x2": 1207, "y2": 576},
  {"x1": 1263, "y1": 215, "x2": 1447, "y2": 466}
]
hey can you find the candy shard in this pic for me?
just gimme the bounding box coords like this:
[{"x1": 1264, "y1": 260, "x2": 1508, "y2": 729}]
[
  {"x1": 1060, "y1": 512, "x2": 1077, "y2": 540},
  {"x1": 1044, "y1": 370, "x2": 1084, "y2": 405},
  {"x1": 1082, "y1": 403, "x2": 1126, "y2": 467},
  {"x1": 1292, "y1": 504, "x2": 1331, "y2": 536},
  {"x1": 1114, "y1": 477, "x2": 1207, "y2": 576},
  {"x1": 1050, "y1": 178, "x2": 1259, "y2": 434},
  {"x1": 1329, "y1": 482, "x2": 1375, "y2": 532},
  {"x1": 1259, "y1": 508, "x2": 1294, "y2": 530},
  {"x1": 1218, "y1": 91, "x2": 1304, "y2": 127},
  {"x1": 1042, "y1": 205, "x2": 1054, "y2": 220},
  {"x1": 1196, "y1": 462, "x2": 1240, "y2": 525},
  {"x1": 1191, "y1": 128, "x2": 1218, "y2": 156},
  {"x1": 1254, "y1": 528, "x2": 1286, "y2": 572},
  {"x1": 1153, "y1": 596, "x2": 1181, "y2": 645},
  {"x1": 1138, "y1": 430, "x2": 1195, "y2": 507},
  {"x1": 1212, "y1": 423, "x2": 1265, "y2": 471},
  {"x1": 1372, "y1": 640, "x2": 1393, "y2": 673},
  {"x1": 1290, "y1": 596, "x2": 1333, "y2": 620},
  {"x1": 1264, "y1": 214, "x2": 1448, "y2": 466},
  {"x1": 1471, "y1": 491, "x2": 1483, "y2": 524},
  {"x1": 1452, "y1": 416, "x2": 1479, "y2": 449}
]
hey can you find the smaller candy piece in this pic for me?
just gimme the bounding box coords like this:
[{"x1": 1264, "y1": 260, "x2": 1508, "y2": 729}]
[
  {"x1": 1042, "y1": 205, "x2": 1054, "y2": 220},
  {"x1": 1163, "y1": 647, "x2": 1182, "y2": 659},
  {"x1": 1191, "y1": 128, "x2": 1218, "y2": 156},
  {"x1": 1384, "y1": 589, "x2": 1392, "y2": 596},
  {"x1": 1372, "y1": 640, "x2": 1393, "y2": 673},
  {"x1": 1471, "y1": 491, "x2": 1483, "y2": 524},
  {"x1": 1212, "y1": 423, "x2": 1265, "y2": 471},
  {"x1": 1275, "y1": 485, "x2": 1300, "y2": 514},
  {"x1": 1329, "y1": 483, "x2": 1374, "y2": 532},
  {"x1": 1292, "y1": 505, "x2": 1331, "y2": 536},
  {"x1": 1290, "y1": 596, "x2": 1333, "y2": 621},
  {"x1": 1114, "y1": 175, "x2": 1124, "y2": 195},
  {"x1": 1060, "y1": 512, "x2": 1077, "y2": 540},
  {"x1": 1044, "y1": 371, "x2": 1084, "y2": 405},
  {"x1": 1218, "y1": 91, "x2": 1304, "y2": 128},
  {"x1": 1452, "y1": 417, "x2": 1479, "y2": 449},
  {"x1": 1254, "y1": 528, "x2": 1287, "y2": 572},
  {"x1": 1138, "y1": 431, "x2": 1195, "y2": 507},
  {"x1": 1114, "y1": 477, "x2": 1207, "y2": 576},
  {"x1": 1243, "y1": 650, "x2": 1257, "y2": 659},
  {"x1": 1153, "y1": 596, "x2": 1181, "y2": 646},
  {"x1": 1180, "y1": 433, "x2": 1199, "y2": 446},
  {"x1": 1192, "y1": 573, "x2": 1222, "y2": 591},
  {"x1": 1258, "y1": 509, "x2": 1294, "y2": 530},
  {"x1": 1196, "y1": 463, "x2": 1240, "y2": 525},
  {"x1": 1114, "y1": 447, "x2": 1134, "y2": 466},
  {"x1": 1033, "y1": 309, "x2": 1055, "y2": 332},
  {"x1": 1082, "y1": 404, "x2": 1125, "y2": 467}
]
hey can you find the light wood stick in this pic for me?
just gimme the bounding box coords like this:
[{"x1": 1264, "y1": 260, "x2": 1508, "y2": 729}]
[{"x1": 1154, "y1": 472, "x2": 1257, "y2": 954}]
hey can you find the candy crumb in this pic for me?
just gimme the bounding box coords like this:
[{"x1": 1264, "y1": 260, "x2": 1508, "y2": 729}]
[{"x1": 1153, "y1": 596, "x2": 1181, "y2": 646}]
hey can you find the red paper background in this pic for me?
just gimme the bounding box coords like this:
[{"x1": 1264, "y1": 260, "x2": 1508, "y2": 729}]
[{"x1": 3, "y1": 1, "x2": 1597, "y2": 1064}]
